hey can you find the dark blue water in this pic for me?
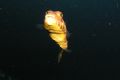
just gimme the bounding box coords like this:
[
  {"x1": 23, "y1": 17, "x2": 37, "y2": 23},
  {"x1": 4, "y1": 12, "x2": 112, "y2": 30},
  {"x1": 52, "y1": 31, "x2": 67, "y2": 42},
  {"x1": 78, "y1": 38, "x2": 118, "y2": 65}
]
[{"x1": 0, "y1": 0, "x2": 120, "y2": 80}]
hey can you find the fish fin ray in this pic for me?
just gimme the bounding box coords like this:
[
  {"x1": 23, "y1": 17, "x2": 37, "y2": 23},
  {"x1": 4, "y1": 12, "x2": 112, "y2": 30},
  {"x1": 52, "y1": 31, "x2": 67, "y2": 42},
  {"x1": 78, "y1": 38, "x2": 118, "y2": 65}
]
[{"x1": 58, "y1": 49, "x2": 64, "y2": 63}]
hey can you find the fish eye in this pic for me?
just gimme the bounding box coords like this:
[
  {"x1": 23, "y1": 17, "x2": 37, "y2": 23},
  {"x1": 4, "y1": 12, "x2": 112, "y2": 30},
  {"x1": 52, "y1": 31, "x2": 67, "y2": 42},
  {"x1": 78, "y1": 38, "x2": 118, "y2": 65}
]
[
  {"x1": 46, "y1": 11, "x2": 49, "y2": 14},
  {"x1": 46, "y1": 11, "x2": 51, "y2": 14},
  {"x1": 60, "y1": 13, "x2": 63, "y2": 17}
]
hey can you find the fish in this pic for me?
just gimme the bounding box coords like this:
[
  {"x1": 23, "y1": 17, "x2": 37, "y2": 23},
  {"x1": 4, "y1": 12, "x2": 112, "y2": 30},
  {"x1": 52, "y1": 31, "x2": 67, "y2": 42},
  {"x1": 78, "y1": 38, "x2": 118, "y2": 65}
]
[{"x1": 43, "y1": 10, "x2": 71, "y2": 63}]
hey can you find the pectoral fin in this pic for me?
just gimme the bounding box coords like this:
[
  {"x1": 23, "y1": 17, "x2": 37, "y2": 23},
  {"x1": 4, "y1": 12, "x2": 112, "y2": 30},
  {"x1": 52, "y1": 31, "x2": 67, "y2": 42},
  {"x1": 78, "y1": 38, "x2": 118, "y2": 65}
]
[
  {"x1": 36, "y1": 24, "x2": 44, "y2": 30},
  {"x1": 67, "y1": 31, "x2": 71, "y2": 39}
]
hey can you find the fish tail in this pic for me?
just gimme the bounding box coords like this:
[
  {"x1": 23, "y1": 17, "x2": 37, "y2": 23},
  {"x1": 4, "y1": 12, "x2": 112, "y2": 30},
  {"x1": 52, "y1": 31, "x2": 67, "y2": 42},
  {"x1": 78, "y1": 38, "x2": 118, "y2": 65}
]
[{"x1": 58, "y1": 49, "x2": 64, "y2": 63}]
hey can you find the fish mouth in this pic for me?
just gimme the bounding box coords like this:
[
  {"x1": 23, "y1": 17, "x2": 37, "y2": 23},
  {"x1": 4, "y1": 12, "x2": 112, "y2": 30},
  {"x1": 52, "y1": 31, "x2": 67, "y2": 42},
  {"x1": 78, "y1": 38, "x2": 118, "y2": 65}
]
[
  {"x1": 45, "y1": 16, "x2": 56, "y2": 25},
  {"x1": 46, "y1": 14, "x2": 55, "y2": 18}
]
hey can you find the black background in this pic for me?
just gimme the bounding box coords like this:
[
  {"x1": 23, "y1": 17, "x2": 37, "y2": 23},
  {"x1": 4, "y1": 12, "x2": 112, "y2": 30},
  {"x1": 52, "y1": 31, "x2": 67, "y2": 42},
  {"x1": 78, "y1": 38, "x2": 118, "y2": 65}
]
[{"x1": 0, "y1": 0, "x2": 120, "y2": 80}]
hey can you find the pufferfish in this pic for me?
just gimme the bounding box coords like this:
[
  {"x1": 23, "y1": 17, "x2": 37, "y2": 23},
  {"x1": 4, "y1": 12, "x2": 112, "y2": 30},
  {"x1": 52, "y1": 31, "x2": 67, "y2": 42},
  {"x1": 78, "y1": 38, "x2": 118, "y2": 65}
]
[{"x1": 43, "y1": 10, "x2": 71, "y2": 63}]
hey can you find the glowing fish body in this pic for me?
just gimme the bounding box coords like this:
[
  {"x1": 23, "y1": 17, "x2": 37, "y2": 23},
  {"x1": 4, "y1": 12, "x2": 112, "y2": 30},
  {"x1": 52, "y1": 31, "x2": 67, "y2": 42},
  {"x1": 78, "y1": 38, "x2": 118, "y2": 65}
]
[{"x1": 44, "y1": 10, "x2": 70, "y2": 63}]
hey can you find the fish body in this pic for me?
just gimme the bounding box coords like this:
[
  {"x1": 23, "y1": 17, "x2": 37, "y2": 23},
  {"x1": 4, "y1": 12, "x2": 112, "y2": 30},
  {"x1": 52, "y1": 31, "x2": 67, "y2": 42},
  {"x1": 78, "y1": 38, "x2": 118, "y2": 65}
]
[
  {"x1": 44, "y1": 10, "x2": 68, "y2": 50},
  {"x1": 43, "y1": 10, "x2": 70, "y2": 63}
]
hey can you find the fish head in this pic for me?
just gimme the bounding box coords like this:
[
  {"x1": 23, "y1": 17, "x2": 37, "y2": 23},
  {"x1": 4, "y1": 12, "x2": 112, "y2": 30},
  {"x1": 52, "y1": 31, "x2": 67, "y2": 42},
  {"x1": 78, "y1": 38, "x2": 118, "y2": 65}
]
[{"x1": 44, "y1": 10, "x2": 63, "y2": 25}]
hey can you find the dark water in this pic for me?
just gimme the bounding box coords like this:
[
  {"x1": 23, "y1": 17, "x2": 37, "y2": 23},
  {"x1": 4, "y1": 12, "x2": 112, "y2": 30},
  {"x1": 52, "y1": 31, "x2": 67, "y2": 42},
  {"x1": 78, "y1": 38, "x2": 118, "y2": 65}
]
[{"x1": 0, "y1": 0, "x2": 120, "y2": 80}]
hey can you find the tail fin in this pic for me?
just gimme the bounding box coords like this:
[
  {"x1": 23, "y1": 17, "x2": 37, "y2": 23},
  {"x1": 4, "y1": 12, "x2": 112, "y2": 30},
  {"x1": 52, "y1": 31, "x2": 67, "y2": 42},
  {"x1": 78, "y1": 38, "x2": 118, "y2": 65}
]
[
  {"x1": 58, "y1": 49, "x2": 71, "y2": 63},
  {"x1": 58, "y1": 49, "x2": 64, "y2": 63}
]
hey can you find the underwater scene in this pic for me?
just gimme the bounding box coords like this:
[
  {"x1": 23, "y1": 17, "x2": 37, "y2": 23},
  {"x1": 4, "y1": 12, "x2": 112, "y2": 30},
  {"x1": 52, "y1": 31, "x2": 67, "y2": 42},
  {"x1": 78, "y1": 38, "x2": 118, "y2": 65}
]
[{"x1": 0, "y1": 0, "x2": 120, "y2": 80}]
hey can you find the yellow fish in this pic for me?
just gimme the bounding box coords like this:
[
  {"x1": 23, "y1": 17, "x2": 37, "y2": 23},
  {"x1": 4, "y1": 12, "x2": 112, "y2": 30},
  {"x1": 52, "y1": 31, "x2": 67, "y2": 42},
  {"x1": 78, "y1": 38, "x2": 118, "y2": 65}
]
[{"x1": 43, "y1": 10, "x2": 71, "y2": 63}]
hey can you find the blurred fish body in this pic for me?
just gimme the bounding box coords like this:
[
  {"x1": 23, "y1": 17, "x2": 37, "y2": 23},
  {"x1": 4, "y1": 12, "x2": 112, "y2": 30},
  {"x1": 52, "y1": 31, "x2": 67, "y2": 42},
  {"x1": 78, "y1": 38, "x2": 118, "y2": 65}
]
[{"x1": 43, "y1": 10, "x2": 70, "y2": 63}]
